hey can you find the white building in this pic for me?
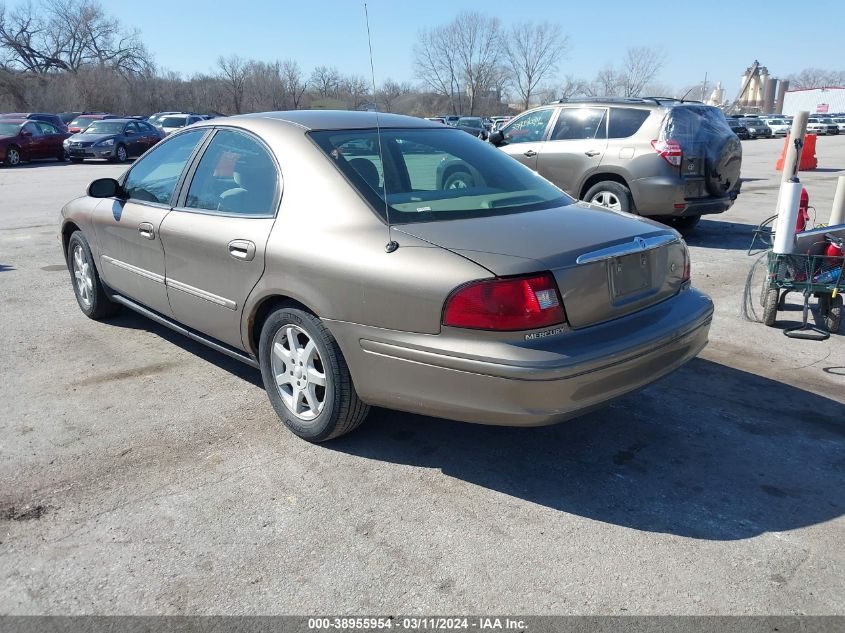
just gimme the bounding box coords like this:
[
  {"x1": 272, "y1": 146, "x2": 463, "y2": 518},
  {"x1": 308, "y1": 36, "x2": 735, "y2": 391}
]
[{"x1": 782, "y1": 87, "x2": 845, "y2": 116}]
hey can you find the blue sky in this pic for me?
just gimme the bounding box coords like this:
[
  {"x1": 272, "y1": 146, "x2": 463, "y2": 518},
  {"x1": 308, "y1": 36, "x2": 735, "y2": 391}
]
[{"x1": 106, "y1": 0, "x2": 839, "y2": 94}]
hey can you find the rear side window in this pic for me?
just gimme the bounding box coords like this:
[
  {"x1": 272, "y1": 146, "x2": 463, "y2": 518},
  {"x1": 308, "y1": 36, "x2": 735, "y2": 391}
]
[
  {"x1": 551, "y1": 108, "x2": 607, "y2": 140},
  {"x1": 123, "y1": 129, "x2": 206, "y2": 205},
  {"x1": 184, "y1": 129, "x2": 279, "y2": 217},
  {"x1": 608, "y1": 108, "x2": 650, "y2": 139}
]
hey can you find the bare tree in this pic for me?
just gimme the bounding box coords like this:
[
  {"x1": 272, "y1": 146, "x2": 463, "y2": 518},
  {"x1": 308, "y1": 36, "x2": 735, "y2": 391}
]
[
  {"x1": 281, "y1": 60, "x2": 307, "y2": 109},
  {"x1": 217, "y1": 55, "x2": 247, "y2": 113},
  {"x1": 377, "y1": 78, "x2": 411, "y2": 112},
  {"x1": 451, "y1": 11, "x2": 501, "y2": 115},
  {"x1": 593, "y1": 66, "x2": 620, "y2": 96},
  {"x1": 558, "y1": 74, "x2": 589, "y2": 100},
  {"x1": 342, "y1": 74, "x2": 371, "y2": 110},
  {"x1": 619, "y1": 46, "x2": 664, "y2": 97},
  {"x1": 788, "y1": 67, "x2": 845, "y2": 89},
  {"x1": 504, "y1": 22, "x2": 569, "y2": 110},
  {"x1": 310, "y1": 65, "x2": 341, "y2": 99},
  {"x1": 0, "y1": 0, "x2": 149, "y2": 76},
  {"x1": 414, "y1": 23, "x2": 464, "y2": 114}
]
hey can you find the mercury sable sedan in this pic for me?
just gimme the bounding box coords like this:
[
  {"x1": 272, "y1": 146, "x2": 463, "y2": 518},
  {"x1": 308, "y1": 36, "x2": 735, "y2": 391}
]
[{"x1": 60, "y1": 111, "x2": 713, "y2": 442}]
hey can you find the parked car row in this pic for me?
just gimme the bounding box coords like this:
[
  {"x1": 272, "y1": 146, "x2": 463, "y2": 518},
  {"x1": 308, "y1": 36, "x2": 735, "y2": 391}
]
[{"x1": 0, "y1": 109, "x2": 224, "y2": 166}]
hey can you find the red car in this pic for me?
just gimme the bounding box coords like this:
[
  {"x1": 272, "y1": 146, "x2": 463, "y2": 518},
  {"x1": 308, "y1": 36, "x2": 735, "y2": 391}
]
[
  {"x1": 67, "y1": 114, "x2": 119, "y2": 134},
  {"x1": 0, "y1": 119, "x2": 71, "y2": 167}
]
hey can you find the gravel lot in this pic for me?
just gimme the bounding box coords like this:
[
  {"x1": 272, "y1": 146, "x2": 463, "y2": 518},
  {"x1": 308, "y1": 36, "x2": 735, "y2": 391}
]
[{"x1": 1, "y1": 136, "x2": 844, "y2": 615}]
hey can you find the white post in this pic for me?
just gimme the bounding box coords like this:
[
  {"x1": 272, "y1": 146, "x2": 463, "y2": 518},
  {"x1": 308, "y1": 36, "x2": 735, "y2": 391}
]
[
  {"x1": 773, "y1": 181, "x2": 803, "y2": 254},
  {"x1": 831, "y1": 176, "x2": 845, "y2": 227},
  {"x1": 781, "y1": 111, "x2": 809, "y2": 182}
]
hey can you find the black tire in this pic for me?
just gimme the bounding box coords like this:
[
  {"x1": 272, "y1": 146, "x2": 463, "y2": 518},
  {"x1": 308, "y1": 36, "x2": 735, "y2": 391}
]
[
  {"x1": 66, "y1": 231, "x2": 121, "y2": 320},
  {"x1": 69, "y1": 157, "x2": 83, "y2": 163},
  {"x1": 584, "y1": 181, "x2": 633, "y2": 213},
  {"x1": 258, "y1": 307, "x2": 369, "y2": 442},
  {"x1": 664, "y1": 215, "x2": 701, "y2": 233},
  {"x1": 5, "y1": 145, "x2": 22, "y2": 166},
  {"x1": 112, "y1": 144, "x2": 128, "y2": 163},
  {"x1": 443, "y1": 170, "x2": 474, "y2": 190},
  {"x1": 763, "y1": 288, "x2": 779, "y2": 327},
  {"x1": 57, "y1": 148, "x2": 67, "y2": 162},
  {"x1": 820, "y1": 294, "x2": 842, "y2": 333}
]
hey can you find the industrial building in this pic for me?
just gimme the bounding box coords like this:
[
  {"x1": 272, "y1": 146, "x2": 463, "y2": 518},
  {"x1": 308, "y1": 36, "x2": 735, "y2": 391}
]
[{"x1": 782, "y1": 87, "x2": 845, "y2": 116}]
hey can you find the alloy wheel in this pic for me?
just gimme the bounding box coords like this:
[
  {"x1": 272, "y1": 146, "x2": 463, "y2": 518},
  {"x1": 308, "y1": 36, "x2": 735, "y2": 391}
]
[
  {"x1": 116, "y1": 146, "x2": 127, "y2": 162},
  {"x1": 72, "y1": 244, "x2": 93, "y2": 307},
  {"x1": 590, "y1": 191, "x2": 622, "y2": 211},
  {"x1": 270, "y1": 324, "x2": 328, "y2": 421},
  {"x1": 7, "y1": 147, "x2": 20, "y2": 166}
]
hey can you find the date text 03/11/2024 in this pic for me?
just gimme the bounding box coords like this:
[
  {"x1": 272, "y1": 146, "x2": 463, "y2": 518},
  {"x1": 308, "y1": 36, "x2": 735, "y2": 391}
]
[{"x1": 307, "y1": 617, "x2": 528, "y2": 630}]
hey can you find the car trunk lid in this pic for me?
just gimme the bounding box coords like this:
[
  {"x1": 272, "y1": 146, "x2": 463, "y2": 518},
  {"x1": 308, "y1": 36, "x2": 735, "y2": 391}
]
[{"x1": 396, "y1": 203, "x2": 688, "y2": 329}]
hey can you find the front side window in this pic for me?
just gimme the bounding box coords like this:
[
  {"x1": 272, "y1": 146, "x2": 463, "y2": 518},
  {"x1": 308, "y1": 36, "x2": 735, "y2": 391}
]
[
  {"x1": 500, "y1": 108, "x2": 554, "y2": 144},
  {"x1": 551, "y1": 108, "x2": 607, "y2": 140},
  {"x1": 310, "y1": 127, "x2": 571, "y2": 224},
  {"x1": 184, "y1": 129, "x2": 278, "y2": 216},
  {"x1": 123, "y1": 129, "x2": 206, "y2": 205}
]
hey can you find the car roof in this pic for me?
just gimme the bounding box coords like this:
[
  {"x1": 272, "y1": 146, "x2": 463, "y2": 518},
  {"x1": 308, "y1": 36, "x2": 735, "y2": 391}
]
[
  {"x1": 0, "y1": 118, "x2": 27, "y2": 125},
  {"x1": 232, "y1": 110, "x2": 441, "y2": 131},
  {"x1": 85, "y1": 118, "x2": 133, "y2": 124}
]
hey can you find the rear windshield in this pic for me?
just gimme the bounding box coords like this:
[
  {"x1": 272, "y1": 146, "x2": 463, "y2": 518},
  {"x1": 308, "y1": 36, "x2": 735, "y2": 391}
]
[
  {"x1": 70, "y1": 117, "x2": 97, "y2": 128},
  {"x1": 766, "y1": 119, "x2": 785, "y2": 125},
  {"x1": 662, "y1": 106, "x2": 734, "y2": 142},
  {"x1": 160, "y1": 116, "x2": 188, "y2": 127},
  {"x1": 0, "y1": 122, "x2": 22, "y2": 135},
  {"x1": 85, "y1": 121, "x2": 125, "y2": 134},
  {"x1": 309, "y1": 127, "x2": 571, "y2": 224}
]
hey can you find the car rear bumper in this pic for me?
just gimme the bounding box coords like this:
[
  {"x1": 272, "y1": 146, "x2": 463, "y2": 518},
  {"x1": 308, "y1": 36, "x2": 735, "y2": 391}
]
[
  {"x1": 67, "y1": 147, "x2": 114, "y2": 159},
  {"x1": 631, "y1": 175, "x2": 738, "y2": 217},
  {"x1": 327, "y1": 287, "x2": 713, "y2": 426}
]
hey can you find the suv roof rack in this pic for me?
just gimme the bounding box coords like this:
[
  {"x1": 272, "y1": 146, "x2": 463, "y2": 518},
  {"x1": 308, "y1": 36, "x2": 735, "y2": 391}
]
[{"x1": 555, "y1": 96, "x2": 704, "y2": 106}]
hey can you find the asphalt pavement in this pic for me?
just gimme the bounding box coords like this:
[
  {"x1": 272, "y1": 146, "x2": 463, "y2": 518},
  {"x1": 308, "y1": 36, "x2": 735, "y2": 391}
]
[{"x1": 1, "y1": 136, "x2": 843, "y2": 614}]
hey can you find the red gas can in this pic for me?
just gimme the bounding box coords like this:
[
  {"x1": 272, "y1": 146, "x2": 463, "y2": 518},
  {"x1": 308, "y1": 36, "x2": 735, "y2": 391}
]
[{"x1": 796, "y1": 187, "x2": 810, "y2": 232}]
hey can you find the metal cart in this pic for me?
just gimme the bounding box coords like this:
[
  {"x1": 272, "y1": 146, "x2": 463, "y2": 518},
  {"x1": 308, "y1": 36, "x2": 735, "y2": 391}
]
[{"x1": 761, "y1": 251, "x2": 844, "y2": 339}]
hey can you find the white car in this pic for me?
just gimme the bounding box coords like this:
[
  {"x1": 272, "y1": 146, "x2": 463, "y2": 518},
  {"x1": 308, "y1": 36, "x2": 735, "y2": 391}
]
[
  {"x1": 833, "y1": 117, "x2": 845, "y2": 133},
  {"x1": 157, "y1": 113, "x2": 204, "y2": 136},
  {"x1": 762, "y1": 118, "x2": 790, "y2": 136},
  {"x1": 807, "y1": 118, "x2": 829, "y2": 135}
]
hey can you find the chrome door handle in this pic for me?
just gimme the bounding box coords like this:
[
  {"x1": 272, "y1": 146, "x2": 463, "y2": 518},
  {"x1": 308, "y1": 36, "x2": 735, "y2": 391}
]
[
  {"x1": 523, "y1": 149, "x2": 538, "y2": 157},
  {"x1": 228, "y1": 239, "x2": 256, "y2": 262},
  {"x1": 584, "y1": 150, "x2": 601, "y2": 157},
  {"x1": 138, "y1": 222, "x2": 155, "y2": 239}
]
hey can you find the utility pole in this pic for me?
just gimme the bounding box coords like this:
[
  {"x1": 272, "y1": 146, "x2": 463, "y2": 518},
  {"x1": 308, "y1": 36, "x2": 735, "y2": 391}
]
[{"x1": 701, "y1": 72, "x2": 708, "y2": 102}]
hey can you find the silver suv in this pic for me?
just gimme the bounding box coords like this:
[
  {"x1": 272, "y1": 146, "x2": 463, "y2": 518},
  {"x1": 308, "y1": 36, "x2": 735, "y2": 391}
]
[{"x1": 489, "y1": 97, "x2": 742, "y2": 231}]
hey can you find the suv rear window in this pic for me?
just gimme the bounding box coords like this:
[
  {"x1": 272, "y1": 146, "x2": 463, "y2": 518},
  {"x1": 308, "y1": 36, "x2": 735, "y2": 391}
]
[
  {"x1": 661, "y1": 106, "x2": 733, "y2": 145},
  {"x1": 608, "y1": 108, "x2": 650, "y2": 138}
]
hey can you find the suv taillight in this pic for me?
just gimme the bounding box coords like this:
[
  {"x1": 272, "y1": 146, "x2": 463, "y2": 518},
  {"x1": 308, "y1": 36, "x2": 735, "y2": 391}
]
[
  {"x1": 443, "y1": 273, "x2": 566, "y2": 331},
  {"x1": 651, "y1": 139, "x2": 683, "y2": 167}
]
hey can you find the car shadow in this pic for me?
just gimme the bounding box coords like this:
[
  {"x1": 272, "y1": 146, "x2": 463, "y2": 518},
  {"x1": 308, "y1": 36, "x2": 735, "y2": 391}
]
[
  {"x1": 684, "y1": 219, "x2": 759, "y2": 251},
  {"x1": 325, "y1": 358, "x2": 845, "y2": 541},
  {"x1": 102, "y1": 310, "x2": 263, "y2": 388},
  {"x1": 0, "y1": 263, "x2": 14, "y2": 272}
]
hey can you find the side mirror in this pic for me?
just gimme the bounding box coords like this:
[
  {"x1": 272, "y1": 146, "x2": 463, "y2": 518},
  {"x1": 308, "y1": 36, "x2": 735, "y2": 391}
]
[
  {"x1": 21, "y1": 130, "x2": 32, "y2": 137},
  {"x1": 88, "y1": 178, "x2": 125, "y2": 199},
  {"x1": 488, "y1": 130, "x2": 504, "y2": 146},
  {"x1": 125, "y1": 129, "x2": 134, "y2": 136}
]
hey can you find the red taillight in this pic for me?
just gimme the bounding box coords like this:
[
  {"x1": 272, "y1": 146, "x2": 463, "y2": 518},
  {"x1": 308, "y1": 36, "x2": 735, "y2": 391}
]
[
  {"x1": 681, "y1": 242, "x2": 691, "y2": 282},
  {"x1": 443, "y1": 273, "x2": 566, "y2": 331},
  {"x1": 651, "y1": 139, "x2": 683, "y2": 167}
]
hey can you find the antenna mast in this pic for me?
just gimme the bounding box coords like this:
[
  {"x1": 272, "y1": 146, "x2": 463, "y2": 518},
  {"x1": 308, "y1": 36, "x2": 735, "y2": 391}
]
[{"x1": 364, "y1": 3, "x2": 398, "y2": 253}]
